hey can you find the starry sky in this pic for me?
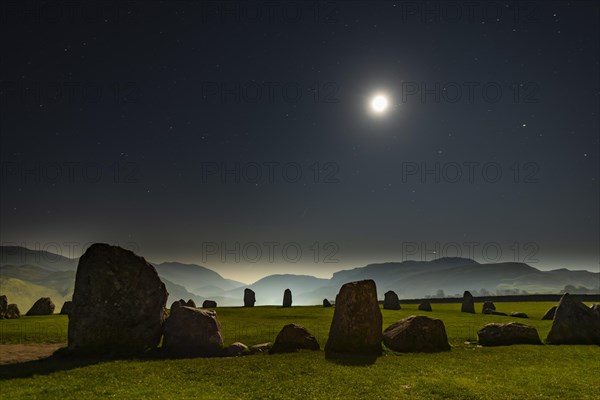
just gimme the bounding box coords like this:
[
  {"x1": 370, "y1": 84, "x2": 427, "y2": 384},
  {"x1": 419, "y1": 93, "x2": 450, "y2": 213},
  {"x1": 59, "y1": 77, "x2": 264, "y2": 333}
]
[{"x1": 1, "y1": 1, "x2": 598, "y2": 283}]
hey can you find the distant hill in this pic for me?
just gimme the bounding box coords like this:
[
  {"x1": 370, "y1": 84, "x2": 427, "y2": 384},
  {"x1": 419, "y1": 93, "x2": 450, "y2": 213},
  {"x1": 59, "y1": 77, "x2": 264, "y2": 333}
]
[
  {"x1": 0, "y1": 246, "x2": 78, "y2": 271},
  {"x1": 0, "y1": 246, "x2": 598, "y2": 307}
]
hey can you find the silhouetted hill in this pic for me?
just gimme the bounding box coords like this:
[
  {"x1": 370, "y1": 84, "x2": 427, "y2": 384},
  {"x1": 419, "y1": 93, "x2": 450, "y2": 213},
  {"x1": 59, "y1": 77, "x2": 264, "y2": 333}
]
[
  {"x1": 153, "y1": 261, "x2": 245, "y2": 295},
  {"x1": 0, "y1": 246, "x2": 78, "y2": 271}
]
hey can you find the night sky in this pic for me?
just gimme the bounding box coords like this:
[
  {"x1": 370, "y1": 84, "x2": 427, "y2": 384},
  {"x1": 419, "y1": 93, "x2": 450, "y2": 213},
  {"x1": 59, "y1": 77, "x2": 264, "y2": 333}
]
[{"x1": 1, "y1": 1, "x2": 598, "y2": 283}]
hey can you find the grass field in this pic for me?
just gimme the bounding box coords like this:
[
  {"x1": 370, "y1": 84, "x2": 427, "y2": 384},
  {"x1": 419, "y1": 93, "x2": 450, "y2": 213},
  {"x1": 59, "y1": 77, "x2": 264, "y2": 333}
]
[{"x1": 1, "y1": 302, "x2": 599, "y2": 399}]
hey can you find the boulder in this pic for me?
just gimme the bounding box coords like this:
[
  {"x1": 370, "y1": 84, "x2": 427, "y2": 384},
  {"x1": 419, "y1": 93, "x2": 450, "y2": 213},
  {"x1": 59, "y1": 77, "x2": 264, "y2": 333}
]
[
  {"x1": 461, "y1": 291, "x2": 475, "y2": 313},
  {"x1": 510, "y1": 312, "x2": 528, "y2": 318},
  {"x1": 26, "y1": 297, "x2": 55, "y2": 316},
  {"x1": 383, "y1": 315, "x2": 450, "y2": 353},
  {"x1": 0, "y1": 295, "x2": 7, "y2": 318},
  {"x1": 478, "y1": 322, "x2": 542, "y2": 346},
  {"x1": 186, "y1": 299, "x2": 196, "y2": 308},
  {"x1": 282, "y1": 289, "x2": 292, "y2": 307},
  {"x1": 542, "y1": 306, "x2": 557, "y2": 320},
  {"x1": 270, "y1": 324, "x2": 320, "y2": 354},
  {"x1": 324, "y1": 280, "x2": 382, "y2": 357},
  {"x1": 163, "y1": 306, "x2": 224, "y2": 356},
  {"x1": 202, "y1": 300, "x2": 217, "y2": 308},
  {"x1": 323, "y1": 299, "x2": 332, "y2": 307},
  {"x1": 482, "y1": 301, "x2": 496, "y2": 313},
  {"x1": 60, "y1": 301, "x2": 73, "y2": 315},
  {"x1": 226, "y1": 342, "x2": 249, "y2": 357},
  {"x1": 418, "y1": 301, "x2": 432, "y2": 312},
  {"x1": 547, "y1": 293, "x2": 600, "y2": 345},
  {"x1": 244, "y1": 288, "x2": 256, "y2": 307},
  {"x1": 383, "y1": 291, "x2": 401, "y2": 310},
  {"x1": 249, "y1": 342, "x2": 272, "y2": 354},
  {"x1": 68, "y1": 243, "x2": 168, "y2": 353},
  {"x1": 171, "y1": 299, "x2": 185, "y2": 311},
  {"x1": 5, "y1": 304, "x2": 20, "y2": 319}
]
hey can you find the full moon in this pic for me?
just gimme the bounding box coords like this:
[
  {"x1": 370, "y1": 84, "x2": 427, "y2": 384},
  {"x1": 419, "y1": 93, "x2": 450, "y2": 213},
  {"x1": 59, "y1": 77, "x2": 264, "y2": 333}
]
[{"x1": 371, "y1": 95, "x2": 389, "y2": 113}]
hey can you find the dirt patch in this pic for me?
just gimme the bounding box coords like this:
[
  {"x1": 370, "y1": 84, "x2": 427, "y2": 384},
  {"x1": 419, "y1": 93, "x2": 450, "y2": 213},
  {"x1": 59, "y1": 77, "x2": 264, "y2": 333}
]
[{"x1": 0, "y1": 343, "x2": 65, "y2": 365}]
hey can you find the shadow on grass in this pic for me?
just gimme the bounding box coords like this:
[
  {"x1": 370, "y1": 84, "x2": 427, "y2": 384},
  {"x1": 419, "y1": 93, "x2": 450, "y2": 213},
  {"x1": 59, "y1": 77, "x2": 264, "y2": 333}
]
[{"x1": 324, "y1": 352, "x2": 379, "y2": 366}]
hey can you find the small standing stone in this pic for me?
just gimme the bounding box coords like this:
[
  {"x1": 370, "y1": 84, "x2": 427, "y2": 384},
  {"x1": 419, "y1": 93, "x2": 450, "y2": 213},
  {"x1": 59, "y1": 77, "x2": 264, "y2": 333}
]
[
  {"x1": 418, "y1": 301, "x2": 432, "y2": 312},
  {"x1": 26, "y1": 297, "x2": 55, "y2": 316},
  {"x1": 461, "y1": 291, "x2": 475, "y2": 313},
  {"x1": 383, "y1": 290, "x2": 401, "y2": 310},
  {"x1": 482, "y1": 301, "x2": 496, "y2": 313},
  {"x1": 323, "y1": 299, "x2": 332, "y2": 307},
  {"x1": 244, "y1": 288, "x2": 256, "y2": 307},
  {"x1": 282, "y1": 289, "x2": 292, "y2": 307}
]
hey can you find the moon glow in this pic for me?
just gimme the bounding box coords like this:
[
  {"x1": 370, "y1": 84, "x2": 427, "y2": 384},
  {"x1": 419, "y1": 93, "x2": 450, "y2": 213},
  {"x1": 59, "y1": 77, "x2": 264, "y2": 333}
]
[{"x1": 371, "y1": 95, "x2": 389, "y2": 113}]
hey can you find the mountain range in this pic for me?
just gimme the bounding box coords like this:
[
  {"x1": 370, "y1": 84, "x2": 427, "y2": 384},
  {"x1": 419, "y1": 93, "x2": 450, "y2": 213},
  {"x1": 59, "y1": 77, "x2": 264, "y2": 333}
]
[{"x1": 0, "y1": 246, "x2": 598, "y2": 310}]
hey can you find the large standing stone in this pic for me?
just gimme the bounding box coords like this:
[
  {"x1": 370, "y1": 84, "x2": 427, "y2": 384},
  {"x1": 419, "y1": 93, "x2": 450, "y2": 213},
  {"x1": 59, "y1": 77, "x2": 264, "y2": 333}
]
[
  {"x1": 0, "y1": 295, "x2": 7, "y2": 318},
  {"x1": 282, "y1": 289, "x2": 292, "y2": 307},
  {"x1": 324, "y1": 280, "x2": 382, "y2": 357},
  {"x1": 482, "y1": 301, "x2": 496, "y2": 313},
  {"x1": 244, "y1": 288, "x2": 256, "y2": 307},
  {"x1": 26, "y1": 297, "x2": 55, "y2": 316},
  {"x1": 323, "y1": 299, "x2": 332, "y2": 307},
  {"x1": 461, "y1": 291, "x2": 475, "y2": 313},
  {"x1": 383, "y1": 315, "x2": 450, "y2": 352},
  {"x1": 68, "y1": 243, "x2": 168, "y2": 353},
  {"x1": 202, "y1": 300, "x2": 217, "y2": 308},
  {"x1": 60, "y1": 301, "x2": 73, "y2": 315},
  {"x1": 542, "y1": 306, "x2": 557, "y2": 320},
  {"x1": 6, "y1": 304, "x2": 20, "y2": 319},
  {"x1": 383, "y1": 290, "x2": 401, "y2": 310},
  {"x1": 270, "y1": 324, "x2": 320, "y2": 354},
  {"x1": 478, "y1": 323, "x2": 542, "y2": 346},
  {"x1": 418, "y1": 301, "x2": 432, "y2": 312},
  {"x1": 547, "y1": 293, "x2": 600, "y2": 345},
  {"x1": 162, "y1": 306, "x2": 224, "y2": 356}
]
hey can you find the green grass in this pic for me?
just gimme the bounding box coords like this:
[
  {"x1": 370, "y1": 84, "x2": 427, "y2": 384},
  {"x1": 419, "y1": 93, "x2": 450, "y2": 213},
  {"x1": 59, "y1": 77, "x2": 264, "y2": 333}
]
[{"x1": 1, "y1": 302, "x2": 599, "y2": 399}]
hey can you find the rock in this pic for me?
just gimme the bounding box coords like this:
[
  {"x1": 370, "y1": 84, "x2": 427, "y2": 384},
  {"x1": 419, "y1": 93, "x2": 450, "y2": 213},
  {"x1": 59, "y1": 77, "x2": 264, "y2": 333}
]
[
  {"x1": 383, "y1": 315, "x2": 451, "y2": 352},
  {"x1": 249, "y1": 342, "x2": 272, "y2": 354},
  {"x1": 5, "y1": 304, "x2": 20, "y2": 319},
  {"x1": 510, "y1": 312, "x2": 528, "y2": 318},
  {"x1": 547, "y1": 293, "x2": 600, "y2": 345},
  {"x1": 478, "y1": 322, "x2": 542, "y2": 346},
  {"x1": 186, "y1": 299, "x2": 196, "y2": 308},
  {"x1": 542, "y1": 306, "x2": 557, "y2": 320},
  {"x1": 270, "y1": 324, "x2": 320, "y2": 354},
  {"x1": 170, "y1": 300, "x2": 185, "y2": 311},
  {"x1": 482, "y1": 301, "x2": 496, "y2": 313},
  {"x1": 418, "y1": 301, "x2": 432, "y2": 312},
  {"x1": 0, "y1": 295, "x2": 7, "y2": 318},
  {"x1": 324, "y1": 280, "x2": 382, "y2": 357},
  {"x1": 491, "y1": 311, "x2": 507, "y2": 316},
  {"x1": 163, "y1": 306, "x2": 224, "y2": 356},
  {"x1": 461, "y1": 291, "x2": 475, "y2": 313},
  {"x1": 202, "y1": 300, "x2": 217, "y2": 308},
  {"x1": 244, "y1": 288, "x2": 256, "y2": 307},
  {"x1": 68, "y1": 243, "x2": 168, "y2": 353},
  {"x1": 60, "y1": 301, "x2": 73, "y2": 315},
  {"x1": 226, "y1": 342, "x2": 249, "y2": 357},
  {"x1": 26, "y1": 297, "x2": 55, "y2": 316},
  {"x1": 323, "y1": 299, "x2": 332, "y2": 307},
  {"x1": 383, "y1": 290, "x2": 401, "y2": 310},
  {"x1": 282, "y1": 289, "x2": 292, "y2": 307}
]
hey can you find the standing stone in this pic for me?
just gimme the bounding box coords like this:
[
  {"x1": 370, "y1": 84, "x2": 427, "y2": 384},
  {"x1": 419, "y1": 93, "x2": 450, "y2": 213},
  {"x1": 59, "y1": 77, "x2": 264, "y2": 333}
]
[
  {"x1": 185, "y1": 299, "x2": 196, "y2": 308},
  {"x1": 202, "y1": 300, "x2": 217, "y2": 308},
  {"x1": 270, "y1": 324, "x2": 320, "y2": 354},
  {"x1": 244, "y1": 288, "x2": 256, "y2": 307},
  {"x1": 325, "y1": 280, "x2": 382, "y2": 357},
  {"x1": 478, "y1": 323, "x2": 542, "y2": 346},
  {"x1": 461, "y1": 291, "x2": 475, "y2": 313},
  {"x1": 68, "y1": 243, "x2": 168, "y2": 353},
  {"x1": 282, "y1": 289, "x2": 292, "y2": 307},
  {"x1": 170, "y1": 299, "x2": 185, "y2": 311},
  {"x1": 323, "y1": 299, "x2": 332, "y2": 307},
  {"x1": 6, "y1": 304, "x2": 20, "y2": 319},
  {"x1": 542, "y1": 306, "x2": 557, "y2": 320},
  {"x1": 482, "y1": 301, "x2": 496, "y2": 313},
  {"x1": 26, "y1": 297, "x2": 55, "y2": 316},
  {"x1": 418, "y1": 301, "x2": 432, "y2": 312},
  {"x1": 383, "y1": 316, "x2": 451, "y2": 352},
  {"x1": 383, "y1": 290, "x2": 401, "y2": 310},
  {"x1": 60, "y1": 301, "x2": 73, "y2": 315},
  {"x1": 0, "y1": 295, "x2": 7, "y2": 318},
  {"x1": 163, "y1": 306, "x2": 224, "y2": 356},
  {"x1": 547, "y1": 293, "x2": 600, "y2": 345}
]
